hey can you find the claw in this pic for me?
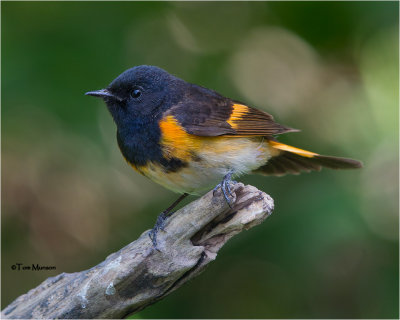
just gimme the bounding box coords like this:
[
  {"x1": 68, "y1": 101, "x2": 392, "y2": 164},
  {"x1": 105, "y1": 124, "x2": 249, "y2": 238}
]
[
  {"x1": 226, "y1": 180, "x2": 235, "y2": 197},
  {"x1": 148, "y1": 210, "x2": 168, "y2": 249},
  {"x1": 213, "y1": 171, "x2": 236, "y2": 208},
  {"x1": 221, "y1": 180, "x2": 231, "y2": 207}
]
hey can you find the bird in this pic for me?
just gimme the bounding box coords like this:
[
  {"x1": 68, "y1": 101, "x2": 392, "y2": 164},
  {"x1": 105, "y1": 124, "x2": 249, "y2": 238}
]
[{"x1": 86, "y1": 65, "x2": 362, "y2": 247}]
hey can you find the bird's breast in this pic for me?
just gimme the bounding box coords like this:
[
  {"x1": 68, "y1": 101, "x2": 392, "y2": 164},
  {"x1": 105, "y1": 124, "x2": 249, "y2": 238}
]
[
  {"x1": 116, "y1": 117, "x2": 189, "y2": 173},
  {"x1": 117, "y1": 120, "x2": 161, "y2": 167}
]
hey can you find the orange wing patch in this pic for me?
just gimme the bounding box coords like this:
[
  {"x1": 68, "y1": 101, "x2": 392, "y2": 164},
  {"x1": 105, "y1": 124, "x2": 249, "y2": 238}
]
[
  {"x1": 268, "y1": 140, "x2": 318, "y2": 158},
  {"x1": 224, "y1": 103, "x2": 295, "y2": 136},
  {"x1": 226, "y1": 104, "x2": 249, "y2": 130}
]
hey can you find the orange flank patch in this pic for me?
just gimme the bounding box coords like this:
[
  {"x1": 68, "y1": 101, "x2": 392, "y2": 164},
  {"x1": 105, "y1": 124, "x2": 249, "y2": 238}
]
[
  {"x1": 158, "y1": 115, "x2": 202, "y2": 161},
  {"x1": 268, "y1": 140, "x2": 318, "y2": 158},
  {"x1": 226, "y1": 104, "x2": 249, "y2": 130}
]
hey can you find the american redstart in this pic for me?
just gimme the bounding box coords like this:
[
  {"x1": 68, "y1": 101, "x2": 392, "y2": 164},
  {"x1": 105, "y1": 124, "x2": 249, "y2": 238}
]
[{"x1": 86, "y1": 65, "x2": 362, "y2": 247}]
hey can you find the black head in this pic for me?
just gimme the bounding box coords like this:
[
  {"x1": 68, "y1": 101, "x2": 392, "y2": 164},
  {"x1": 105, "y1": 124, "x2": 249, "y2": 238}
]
[{"x1": 86, "y1": 65, "x2": 183, "y2": 127}]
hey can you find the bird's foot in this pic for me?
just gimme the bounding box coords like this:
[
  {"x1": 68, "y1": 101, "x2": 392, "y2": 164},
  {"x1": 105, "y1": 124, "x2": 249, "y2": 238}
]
[
  {"x1": 148, "y1": 210, "x2": 171, "y2": 250},
  {"x1": 213, "y1": 171, "x2": 237, "y2": 208},
  {"x1": 148, "y1": 193, "x2": 189, "y2": 250}
]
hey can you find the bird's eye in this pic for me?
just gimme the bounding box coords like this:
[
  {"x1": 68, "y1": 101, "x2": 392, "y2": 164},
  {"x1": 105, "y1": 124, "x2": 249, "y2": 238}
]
[{"x1": 131, "y1": 87, "x2": 142, "y2": 99}]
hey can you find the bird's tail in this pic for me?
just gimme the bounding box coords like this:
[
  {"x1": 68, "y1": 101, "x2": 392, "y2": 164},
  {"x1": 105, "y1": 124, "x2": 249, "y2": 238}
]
[{"x1": 255, "y1": 141, "x2": 362, "y2": 176}]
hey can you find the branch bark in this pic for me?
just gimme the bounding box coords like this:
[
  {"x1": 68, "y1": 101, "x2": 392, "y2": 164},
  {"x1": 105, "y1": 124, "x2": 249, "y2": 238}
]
[{"x1": 2, "y1": 183, "x2": 274, "y2": 319}]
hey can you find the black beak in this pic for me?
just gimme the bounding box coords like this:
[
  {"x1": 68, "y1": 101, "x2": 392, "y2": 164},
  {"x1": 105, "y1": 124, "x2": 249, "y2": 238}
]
[{"x1": 85, "y1": 89, "x2": 123, "y2": 101}]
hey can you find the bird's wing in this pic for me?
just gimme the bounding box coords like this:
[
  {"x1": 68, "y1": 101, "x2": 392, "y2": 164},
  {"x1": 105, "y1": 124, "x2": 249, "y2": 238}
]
[{"x1": 164, "y1": 88, "x2": 297, "y2": 137}]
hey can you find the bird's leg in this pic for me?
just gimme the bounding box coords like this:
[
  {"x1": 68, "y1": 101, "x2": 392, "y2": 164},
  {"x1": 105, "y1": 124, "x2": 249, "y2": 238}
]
[
  {"x1": 213, "y1": 170, "x2": 237, "y2": 208},
  {"x1": 149, "y1": 193, "x2": 189, "y2": 249}
]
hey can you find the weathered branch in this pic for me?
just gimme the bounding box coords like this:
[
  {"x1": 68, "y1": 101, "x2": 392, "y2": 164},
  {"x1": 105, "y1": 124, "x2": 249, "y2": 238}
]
[{"x1": 2, "y1": 183, "x2": 274, "y2": 319}]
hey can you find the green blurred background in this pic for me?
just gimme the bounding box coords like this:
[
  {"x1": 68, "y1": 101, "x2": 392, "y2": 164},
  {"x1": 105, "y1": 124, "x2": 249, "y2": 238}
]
[{"x1": 2, "y1": 1, "x2": 398, "y2": 318}]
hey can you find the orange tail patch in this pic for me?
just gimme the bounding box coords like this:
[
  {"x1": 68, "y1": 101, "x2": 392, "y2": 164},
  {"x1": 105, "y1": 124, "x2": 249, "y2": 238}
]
[{"x1": 268, "y1": 141, "x2": 318, "y2": 158}]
